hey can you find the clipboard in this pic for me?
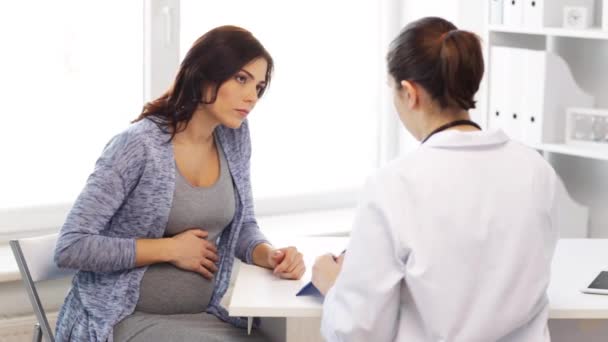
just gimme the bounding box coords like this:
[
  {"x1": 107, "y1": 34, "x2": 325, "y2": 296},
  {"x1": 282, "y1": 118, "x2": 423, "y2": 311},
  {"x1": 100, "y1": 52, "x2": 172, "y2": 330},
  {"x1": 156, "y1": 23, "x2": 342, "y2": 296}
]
[{"x1": 295, "y1": 281, "x2": 322, "y2": 296}]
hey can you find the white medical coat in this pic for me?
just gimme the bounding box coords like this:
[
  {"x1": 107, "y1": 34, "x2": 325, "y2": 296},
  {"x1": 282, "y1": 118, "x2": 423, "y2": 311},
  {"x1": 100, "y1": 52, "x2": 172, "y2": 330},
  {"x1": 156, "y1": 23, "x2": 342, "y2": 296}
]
[{"x1": 321, "y1": 129, "x2": 559, "y2": 342}]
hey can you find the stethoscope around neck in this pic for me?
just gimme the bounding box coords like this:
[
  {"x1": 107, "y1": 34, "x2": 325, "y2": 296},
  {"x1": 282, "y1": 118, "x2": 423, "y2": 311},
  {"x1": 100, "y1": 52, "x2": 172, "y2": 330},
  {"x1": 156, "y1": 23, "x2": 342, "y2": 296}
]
[{"x1": 420, "y1": 119, "x2": 481, "y2": 144}]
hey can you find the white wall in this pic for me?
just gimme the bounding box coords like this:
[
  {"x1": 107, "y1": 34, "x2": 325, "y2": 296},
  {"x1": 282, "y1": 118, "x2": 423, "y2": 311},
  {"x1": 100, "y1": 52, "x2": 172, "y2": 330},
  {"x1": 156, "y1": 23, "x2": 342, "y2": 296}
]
[{"x1": 401, "y1": 0, "x2": 460, "y2": 23}]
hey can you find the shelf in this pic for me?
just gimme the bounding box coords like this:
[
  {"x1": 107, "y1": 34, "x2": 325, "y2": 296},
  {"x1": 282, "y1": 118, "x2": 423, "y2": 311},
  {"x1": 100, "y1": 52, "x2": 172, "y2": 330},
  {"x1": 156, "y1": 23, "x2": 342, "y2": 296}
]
[
  {"x1": 489, "y1": 25, "x2": 608, "y2": 40},
  {"x1": 533, "y1": 143, "x2": 608, "y2": 161}
]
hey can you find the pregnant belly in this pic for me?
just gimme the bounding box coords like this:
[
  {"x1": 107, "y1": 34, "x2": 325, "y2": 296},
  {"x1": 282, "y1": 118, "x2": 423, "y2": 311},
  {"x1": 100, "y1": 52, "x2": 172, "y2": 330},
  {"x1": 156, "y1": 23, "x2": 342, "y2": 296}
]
[{"x1": 136, "y1": 263, "x2": 216, "y2": 314}]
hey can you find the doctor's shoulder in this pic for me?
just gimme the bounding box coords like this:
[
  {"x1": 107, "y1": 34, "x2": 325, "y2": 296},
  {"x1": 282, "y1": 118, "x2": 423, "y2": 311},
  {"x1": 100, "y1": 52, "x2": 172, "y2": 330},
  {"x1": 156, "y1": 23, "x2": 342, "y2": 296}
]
[
  {"x1": 498, "y1": 140, "x2": 559, "y2": 201},
  {"x1": 504, "y1": 139, "x2": 557, "y2": 174}
]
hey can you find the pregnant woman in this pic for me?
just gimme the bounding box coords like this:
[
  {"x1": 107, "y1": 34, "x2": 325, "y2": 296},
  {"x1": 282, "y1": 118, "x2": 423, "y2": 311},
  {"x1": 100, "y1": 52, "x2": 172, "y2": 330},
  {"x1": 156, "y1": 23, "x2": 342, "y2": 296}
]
[{"x1": 54, "y1": 26, "x2": 305, "y2": 341}]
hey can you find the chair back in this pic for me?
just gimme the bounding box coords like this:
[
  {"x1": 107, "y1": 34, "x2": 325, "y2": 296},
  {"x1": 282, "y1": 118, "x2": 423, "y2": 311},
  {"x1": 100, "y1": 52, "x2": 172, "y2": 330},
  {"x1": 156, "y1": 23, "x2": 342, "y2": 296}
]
[{"x1": 10, "y1": 234, "x2": 76, "y2": 342}]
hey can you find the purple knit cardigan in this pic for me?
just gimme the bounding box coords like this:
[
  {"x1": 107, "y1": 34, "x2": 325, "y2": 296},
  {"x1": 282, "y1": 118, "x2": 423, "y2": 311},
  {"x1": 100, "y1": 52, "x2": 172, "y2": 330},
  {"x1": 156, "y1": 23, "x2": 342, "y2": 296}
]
[{"x1": 54, "y1": 118, "x2": 268, "y2": 341}]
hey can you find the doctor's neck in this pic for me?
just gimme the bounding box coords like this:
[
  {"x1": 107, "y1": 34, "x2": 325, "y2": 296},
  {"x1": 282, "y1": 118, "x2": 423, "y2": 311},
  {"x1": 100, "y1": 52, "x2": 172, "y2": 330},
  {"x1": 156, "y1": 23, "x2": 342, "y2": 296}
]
[{"x1": 417, "y1": 107, "x2": 476, "y2": 141}]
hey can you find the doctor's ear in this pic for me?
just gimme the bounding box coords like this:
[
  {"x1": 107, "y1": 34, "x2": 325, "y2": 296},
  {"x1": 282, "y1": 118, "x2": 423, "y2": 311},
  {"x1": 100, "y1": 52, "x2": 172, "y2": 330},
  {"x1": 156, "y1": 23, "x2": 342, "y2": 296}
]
[{"x1": 400, "y1": 80, "x2": 418, "y2": 109}]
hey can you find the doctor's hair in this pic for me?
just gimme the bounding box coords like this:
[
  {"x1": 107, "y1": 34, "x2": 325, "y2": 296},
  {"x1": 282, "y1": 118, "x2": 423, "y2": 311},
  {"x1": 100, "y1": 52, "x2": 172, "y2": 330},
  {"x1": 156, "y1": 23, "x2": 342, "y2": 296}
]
[
  {"x1": 387, "y1": 17, "x2": 484, "y2": 111},
  {"x1": 133, "y1": 25, "x2": 274, "y2": 141}
]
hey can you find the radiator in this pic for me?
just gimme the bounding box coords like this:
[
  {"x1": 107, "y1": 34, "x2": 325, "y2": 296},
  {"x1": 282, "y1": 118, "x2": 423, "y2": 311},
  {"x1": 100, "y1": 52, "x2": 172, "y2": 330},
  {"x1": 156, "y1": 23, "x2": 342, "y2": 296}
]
[{"x1": 0, "y1": 312, "x2": 57, "y2": 342}]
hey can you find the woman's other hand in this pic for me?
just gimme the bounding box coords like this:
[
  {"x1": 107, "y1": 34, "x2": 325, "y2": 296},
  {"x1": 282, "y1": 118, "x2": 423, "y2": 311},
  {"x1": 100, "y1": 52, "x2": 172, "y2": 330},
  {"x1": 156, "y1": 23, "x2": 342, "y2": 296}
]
[{"x1": 269, "y1": 246, "x2": 305, "y2": 280}]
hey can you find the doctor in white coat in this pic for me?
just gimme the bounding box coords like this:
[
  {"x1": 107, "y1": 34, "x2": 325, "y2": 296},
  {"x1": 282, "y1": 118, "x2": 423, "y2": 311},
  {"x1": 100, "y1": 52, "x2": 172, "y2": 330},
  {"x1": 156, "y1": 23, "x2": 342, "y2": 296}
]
[{"x1": 312, "y1": 17, "x2": 559, "y2": 342}]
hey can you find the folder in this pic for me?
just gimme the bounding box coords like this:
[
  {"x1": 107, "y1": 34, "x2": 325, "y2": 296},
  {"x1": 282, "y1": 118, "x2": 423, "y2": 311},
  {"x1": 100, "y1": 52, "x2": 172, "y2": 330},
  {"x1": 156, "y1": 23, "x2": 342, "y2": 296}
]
[
  {"x1": 503, "y1": 0, "x2": 524, "y2": 26},
  {"x1": 490, "y1": 0, "x2": 504, "y2": 25},
  {"x1": 507, "y1": 48, "x2": 526, "y2": 142},
  {"x1": 523, "y1": 0, "x2": 543, "y2": 28},
  {"x1": 521, "y1": 50, "x2": 546, "y2": 145},
  {"x1": 489, "y1": 47, "x2": 594, "y2": 145},
  {"x1": 488, "y1": 47, "x2": 509, "y2": 132},
  {"x1": 490, "y1": 47, "x2": 525, "y2": 141},
  {"x1": 296, "y1": 281, "x2": 322, "y2": 297}
]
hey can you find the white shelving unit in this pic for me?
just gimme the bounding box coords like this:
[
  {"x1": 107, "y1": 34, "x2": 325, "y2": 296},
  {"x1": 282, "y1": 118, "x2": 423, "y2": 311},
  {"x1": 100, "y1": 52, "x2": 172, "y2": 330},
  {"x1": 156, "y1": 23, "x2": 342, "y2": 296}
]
[
  {"x1": 484, "y1": 0, "x2": 608, "y2": 161},
  {"x1": 533, "y1": 143, "x2": 608, "y2": 161},
  {"x1": 483, "y1": 0, "x2": 608, "y2": 238},
  {"x1": 489, "y1": 25, "x2": 608, "y2": 39}
]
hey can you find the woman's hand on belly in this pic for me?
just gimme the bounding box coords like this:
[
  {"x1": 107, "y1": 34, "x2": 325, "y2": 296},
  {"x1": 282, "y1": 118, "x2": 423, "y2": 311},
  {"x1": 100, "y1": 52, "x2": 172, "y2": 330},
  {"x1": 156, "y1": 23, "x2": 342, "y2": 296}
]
[{"x1": 167, "y1": 228, "x2": 219, "y2": 279}]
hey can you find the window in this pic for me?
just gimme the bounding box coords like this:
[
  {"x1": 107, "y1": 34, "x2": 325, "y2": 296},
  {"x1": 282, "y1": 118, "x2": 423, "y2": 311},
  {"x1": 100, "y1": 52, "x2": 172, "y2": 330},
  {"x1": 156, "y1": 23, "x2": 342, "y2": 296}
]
[
  {"x1": 0, "y1": 0, "x2": 406, "y2": 237},
  {"x1": 0, "y1": 1, "x2": 144, "y2": 210},
  {"x1": 180, "y1": 0, "x2": 383, "y2": 206}
]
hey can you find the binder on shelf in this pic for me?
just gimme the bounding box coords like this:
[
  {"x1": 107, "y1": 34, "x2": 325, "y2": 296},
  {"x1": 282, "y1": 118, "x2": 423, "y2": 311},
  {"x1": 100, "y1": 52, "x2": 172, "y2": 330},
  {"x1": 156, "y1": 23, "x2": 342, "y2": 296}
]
[
  {"x1": 488, "y1": 47, "x2": 594, "y2": 145},
  {"x1": 523, "y1": 0, "x2": 544, "y2": 28},
  {"x1": 488, "y1": 47, "x2": 511, "y2": 137},
  {"x1": 490, "y1": 0, "x2": 504, "y2": 25},
  {"x1": 503, "y1": 0, "x2": 524, "y2": 26},
  {"x1": 489, "y1": 47, "x2": 527, "y2": 142},
  {"x1": 505, "y1": 49, "x2": 525, "y2": 142},
  {"x1": 521, "y1": 50, "x2": 546, "y2": 144}
]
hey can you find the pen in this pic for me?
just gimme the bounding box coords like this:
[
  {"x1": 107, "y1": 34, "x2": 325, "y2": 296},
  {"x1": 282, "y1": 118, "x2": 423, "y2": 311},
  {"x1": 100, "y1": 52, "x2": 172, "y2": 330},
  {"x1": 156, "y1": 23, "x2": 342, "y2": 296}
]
[{"x1": 333, "y1": 249, "x2": 346, "y2": 262}]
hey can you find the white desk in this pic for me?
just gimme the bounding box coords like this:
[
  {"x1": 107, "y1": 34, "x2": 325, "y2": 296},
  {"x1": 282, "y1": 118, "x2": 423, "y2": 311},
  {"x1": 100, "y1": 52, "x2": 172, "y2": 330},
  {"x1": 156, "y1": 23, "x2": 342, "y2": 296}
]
[
  {"x1": 228, "y1": 238, "x2": 608, "y2": 342},
  {"x1": 548, "y1": 239, "x2": 608, "y2": 319},
  {"x1": 229, "y1": 237, "x2": 348, "y2": 342}
]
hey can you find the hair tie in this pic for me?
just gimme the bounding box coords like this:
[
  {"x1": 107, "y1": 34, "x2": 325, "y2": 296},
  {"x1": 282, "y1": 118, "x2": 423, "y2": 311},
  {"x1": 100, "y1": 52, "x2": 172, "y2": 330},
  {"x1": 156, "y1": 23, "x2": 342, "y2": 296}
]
[{"x1": 440, "y1": 29, "x2": 457, "y2": 42}]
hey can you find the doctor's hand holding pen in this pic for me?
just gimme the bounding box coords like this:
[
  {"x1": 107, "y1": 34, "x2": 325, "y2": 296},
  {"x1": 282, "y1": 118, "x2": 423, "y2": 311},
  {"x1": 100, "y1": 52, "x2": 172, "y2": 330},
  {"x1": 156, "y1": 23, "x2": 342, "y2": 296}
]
[{"x1": 312, "y1": 250, "x2": 346, "y2": 295}]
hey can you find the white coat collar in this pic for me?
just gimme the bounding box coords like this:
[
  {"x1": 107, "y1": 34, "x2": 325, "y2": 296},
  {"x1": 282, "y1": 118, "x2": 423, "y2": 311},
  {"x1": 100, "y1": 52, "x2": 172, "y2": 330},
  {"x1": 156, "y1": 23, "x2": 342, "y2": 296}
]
[{"x1": 423, "y1": 128, "x2": 509, "y2": 148}]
